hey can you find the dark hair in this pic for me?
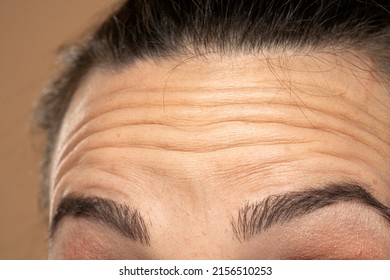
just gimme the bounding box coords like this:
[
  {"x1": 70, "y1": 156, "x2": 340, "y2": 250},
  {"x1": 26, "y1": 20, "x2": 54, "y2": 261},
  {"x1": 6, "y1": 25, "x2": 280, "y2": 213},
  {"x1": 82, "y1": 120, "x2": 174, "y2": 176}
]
[{"x1": 35, "y1": 0, "x2": 390, "y2": 211}]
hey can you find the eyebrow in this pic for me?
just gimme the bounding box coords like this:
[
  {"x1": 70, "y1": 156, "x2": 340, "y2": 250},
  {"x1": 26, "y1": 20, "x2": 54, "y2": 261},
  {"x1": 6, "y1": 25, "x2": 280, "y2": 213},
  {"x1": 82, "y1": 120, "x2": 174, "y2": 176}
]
[
  {"x1": 50, "y1": 195, "x2": 151, "y2": 246},
  {"x1": 51, "y1": 182, "x2": 390, "y2": 246},
  {"x1": 232, "y1": 182, "x2": 390, "y2": 241}
]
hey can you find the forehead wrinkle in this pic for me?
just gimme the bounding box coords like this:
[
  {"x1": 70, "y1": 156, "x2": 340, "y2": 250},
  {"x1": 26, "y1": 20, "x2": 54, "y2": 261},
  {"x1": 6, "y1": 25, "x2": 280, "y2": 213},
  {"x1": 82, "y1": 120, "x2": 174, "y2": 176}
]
[
  {"x1": 56, "y1": 103, "x2": 390, "y2": 197},
  {"x1": 49, "y1": 167, "x2": 163, "y2": 222},
  {"x1": 209, "y1": 144, "x2": 390, "y2": 192},
  {"x1": 57, "y1": 104, "x2": 373, "y2": 170},
  {"x1": 55, "y1": 57, "x2": 390, "y2": 168},
  {"x1": 65, "y1": 52, "x2": 389, "y2": 128},
  {"x1": 53, "y1": 121, "x2": 313, "y2": 185},
  {"x1": 59, "y1": 74, "x2": 390, "y2": 154},
  {"x1": 52, "y1": 117, "x2": 388, "y2": 197},
  {"x1": 52, "y1": 143, "x2": 308, "y2": 209},
  {"x1": 59, "y1": 85, "x2": 292, "y2": 151},
  {"x1": 52, "y1": 54, "x2": 390, "y2": 189},
  {"x1": 51, "y1": 136, "x2": 390, "y2": 221},
  {"x1": 55, "y1": 101, "x2": 308, "y2": 168},
  {"x1": 54, "y1": 93, "x2": 390, "y2": 182},
  {"x1": 60, "y1": 84, "x2": 297, "y2": 146},
  {"x1": 59, "y1": 83, "x2": 386, "y2": 151}
]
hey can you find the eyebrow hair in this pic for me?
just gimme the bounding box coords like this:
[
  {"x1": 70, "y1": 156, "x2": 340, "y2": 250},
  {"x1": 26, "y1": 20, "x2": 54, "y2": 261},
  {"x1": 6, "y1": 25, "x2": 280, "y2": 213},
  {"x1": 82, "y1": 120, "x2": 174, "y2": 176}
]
[
  {"x1": 232, "y1": 182, "x2": 390, "y2": 241},
  {"x1": 50, "y1": 195, "x2": 151, "y2": 246}
]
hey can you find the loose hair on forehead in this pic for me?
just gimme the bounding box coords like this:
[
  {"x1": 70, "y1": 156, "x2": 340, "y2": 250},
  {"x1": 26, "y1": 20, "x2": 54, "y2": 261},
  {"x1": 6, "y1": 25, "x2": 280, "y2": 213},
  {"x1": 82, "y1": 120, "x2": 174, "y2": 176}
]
[{"x1": 35, "y1": 0, "x2": 390, "y2": 211}]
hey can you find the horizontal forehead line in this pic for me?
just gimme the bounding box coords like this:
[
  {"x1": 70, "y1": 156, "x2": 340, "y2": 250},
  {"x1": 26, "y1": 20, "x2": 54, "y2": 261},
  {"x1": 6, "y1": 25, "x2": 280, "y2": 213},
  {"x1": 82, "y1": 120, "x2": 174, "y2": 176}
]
[{"x1": 66, "y1": 75, "x2": 363, "y2": 142}]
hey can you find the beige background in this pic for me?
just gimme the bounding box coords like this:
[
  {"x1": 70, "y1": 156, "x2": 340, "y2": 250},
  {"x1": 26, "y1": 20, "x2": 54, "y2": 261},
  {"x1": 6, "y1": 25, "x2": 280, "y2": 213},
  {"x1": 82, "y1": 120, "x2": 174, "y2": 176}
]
[{"x1": 0, "y1": 0, "x2": 118, "y2": 259}]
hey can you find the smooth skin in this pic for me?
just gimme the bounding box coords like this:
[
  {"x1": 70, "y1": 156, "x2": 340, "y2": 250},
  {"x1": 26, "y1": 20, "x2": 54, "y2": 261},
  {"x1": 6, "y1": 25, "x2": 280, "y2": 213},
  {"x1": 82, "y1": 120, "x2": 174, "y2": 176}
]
[{"x1": 48, "y1": 50, "x2": 390, "y2": 259}]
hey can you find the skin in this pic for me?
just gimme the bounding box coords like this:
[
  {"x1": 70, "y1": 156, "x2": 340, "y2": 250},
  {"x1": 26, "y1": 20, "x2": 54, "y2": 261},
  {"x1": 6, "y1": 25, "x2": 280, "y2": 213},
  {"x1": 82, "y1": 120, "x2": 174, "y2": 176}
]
[{"x1": 48, "y1": 50, "x2": 390, "y2": 259}]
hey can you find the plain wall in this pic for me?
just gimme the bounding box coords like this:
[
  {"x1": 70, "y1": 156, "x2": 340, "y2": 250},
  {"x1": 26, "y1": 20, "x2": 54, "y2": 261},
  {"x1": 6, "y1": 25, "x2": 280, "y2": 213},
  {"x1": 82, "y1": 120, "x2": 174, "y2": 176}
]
[{"x1": 0, "y1": 0, "x2": 118, "y2": 259}]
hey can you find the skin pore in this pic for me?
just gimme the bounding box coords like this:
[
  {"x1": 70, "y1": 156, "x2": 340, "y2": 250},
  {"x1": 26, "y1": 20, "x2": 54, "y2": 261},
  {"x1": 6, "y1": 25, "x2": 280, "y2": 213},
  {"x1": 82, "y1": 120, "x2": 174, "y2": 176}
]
[{"x1": 48, "y1": 50, "x2": 390, "y2": 259}]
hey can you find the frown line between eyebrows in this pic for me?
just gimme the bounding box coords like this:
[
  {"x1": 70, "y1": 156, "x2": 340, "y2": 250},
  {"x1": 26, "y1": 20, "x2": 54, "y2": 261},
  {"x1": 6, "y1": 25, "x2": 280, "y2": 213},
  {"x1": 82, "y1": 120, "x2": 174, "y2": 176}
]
[
  {"x1": 50, "y1": 195, "x2": 151, "y2": 246},
  {"x1": 232, "y1": 181, "x2": 390, "y2": 241}
]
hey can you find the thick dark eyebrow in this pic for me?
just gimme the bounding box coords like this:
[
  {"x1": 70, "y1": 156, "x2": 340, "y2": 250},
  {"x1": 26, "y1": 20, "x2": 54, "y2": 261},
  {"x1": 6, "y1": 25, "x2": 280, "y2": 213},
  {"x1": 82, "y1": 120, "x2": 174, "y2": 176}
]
[
  {"x1": 50, "y1": 195, "x2": 151, "y2": 246},
  {"x1": 232, "y1": 182, "x2": 390, "y2": 241}
]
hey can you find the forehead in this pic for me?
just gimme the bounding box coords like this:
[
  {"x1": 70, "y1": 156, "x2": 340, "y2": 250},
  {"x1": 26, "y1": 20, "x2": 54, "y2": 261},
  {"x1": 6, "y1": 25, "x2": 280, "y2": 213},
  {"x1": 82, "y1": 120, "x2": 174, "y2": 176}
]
[{"x1": 50, "y1": 52, "x2": 390, "y2": 215}]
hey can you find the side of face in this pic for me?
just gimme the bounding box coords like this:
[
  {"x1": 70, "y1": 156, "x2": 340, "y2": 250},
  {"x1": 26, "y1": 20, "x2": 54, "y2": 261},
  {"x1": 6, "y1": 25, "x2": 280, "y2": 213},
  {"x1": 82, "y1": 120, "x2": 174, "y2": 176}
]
[{"x1": 48, "y1": 52, "x2": 390, "y2": 259}]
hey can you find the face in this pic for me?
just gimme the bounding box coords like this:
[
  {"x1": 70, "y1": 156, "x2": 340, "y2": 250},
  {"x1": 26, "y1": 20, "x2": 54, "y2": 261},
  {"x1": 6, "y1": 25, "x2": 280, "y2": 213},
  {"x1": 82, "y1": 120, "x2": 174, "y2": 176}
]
[{"x1": 48, "y1": 52, "x2": 390, "y2": 259}]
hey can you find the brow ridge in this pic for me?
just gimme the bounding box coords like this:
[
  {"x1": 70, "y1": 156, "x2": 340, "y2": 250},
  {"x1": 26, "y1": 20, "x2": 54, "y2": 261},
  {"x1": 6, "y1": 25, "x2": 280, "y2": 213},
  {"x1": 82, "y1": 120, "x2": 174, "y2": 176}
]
[
  {"x1": 232, "y1": 182, "x2": 390, "y2": 241},
  {"x1": 50, "y1": 195, "x2": 151, "y2": 246}
]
